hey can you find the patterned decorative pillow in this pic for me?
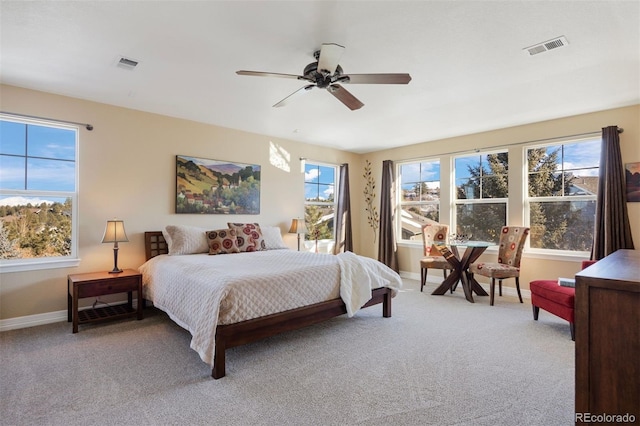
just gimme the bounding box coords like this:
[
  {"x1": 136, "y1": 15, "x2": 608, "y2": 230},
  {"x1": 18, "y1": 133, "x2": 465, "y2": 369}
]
[
  {"x1": 260, "y1": 226, "x2": 289, "y2": 250},
  {"x1": 227, "y1": 222, "x2": 266, "y2": 252},
  {"x1": 164, "y1": 225, "x2": 209, "y2": 255},
  {"x1": 205, "y1": 229, "x2": 240, "y2": 255}
]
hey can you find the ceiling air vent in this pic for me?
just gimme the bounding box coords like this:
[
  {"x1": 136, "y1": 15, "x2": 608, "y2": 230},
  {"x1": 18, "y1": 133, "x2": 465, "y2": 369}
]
[
  {"x1": 523, "y1": 36, "x2": 569, "y2": 56},
  {"x1": 116, "y1": 56, "x2": 139, "y2": 70}
]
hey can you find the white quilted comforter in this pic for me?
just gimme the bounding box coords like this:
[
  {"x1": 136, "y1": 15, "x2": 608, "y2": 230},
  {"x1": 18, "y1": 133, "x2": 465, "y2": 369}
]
[{"x1": 138, "y1": 250, "x2": 401, "y2": 366}]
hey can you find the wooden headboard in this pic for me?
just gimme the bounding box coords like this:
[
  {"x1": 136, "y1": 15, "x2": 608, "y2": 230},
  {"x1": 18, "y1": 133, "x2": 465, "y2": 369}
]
[{"x1": 145, "y1": 231, "x2": 168, "y2": 260}]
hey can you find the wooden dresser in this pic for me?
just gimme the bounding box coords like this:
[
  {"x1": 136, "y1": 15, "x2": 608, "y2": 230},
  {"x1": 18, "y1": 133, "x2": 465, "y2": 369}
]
[{"x1": 575, "y1": 249, "x2": 640, "y2": 424}]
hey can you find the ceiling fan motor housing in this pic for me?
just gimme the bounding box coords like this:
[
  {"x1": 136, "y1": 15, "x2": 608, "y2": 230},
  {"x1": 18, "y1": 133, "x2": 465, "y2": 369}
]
[{"x1": 303, "y1": 62, "x2": 343, "y2": 88}]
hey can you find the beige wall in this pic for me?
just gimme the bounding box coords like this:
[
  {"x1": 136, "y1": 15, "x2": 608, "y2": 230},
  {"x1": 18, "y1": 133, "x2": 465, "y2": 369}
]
[
  {"x1": 360, "y1": 104, "x2": 640, "y2": 290},
  {"x1": 0, "y1": 84, "x2": 360, "y2": 320},
  {"x1": 1, "y1": 83, "x2": 638, "y2": 321}
]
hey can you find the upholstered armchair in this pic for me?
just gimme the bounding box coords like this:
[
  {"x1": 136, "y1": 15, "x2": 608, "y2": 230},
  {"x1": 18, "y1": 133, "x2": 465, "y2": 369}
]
[
  {"x1": 420, "y1": 223, "x2": 452, "y2": 292},
  {"x1": 468, "y1": 226, "x2": 530, "y2": 306}
]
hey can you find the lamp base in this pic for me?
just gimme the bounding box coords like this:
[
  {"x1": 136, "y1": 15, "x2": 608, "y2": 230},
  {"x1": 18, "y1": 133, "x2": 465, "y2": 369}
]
[{"x1": 108, "y1": 268, "x2": 123, "y2": 274}]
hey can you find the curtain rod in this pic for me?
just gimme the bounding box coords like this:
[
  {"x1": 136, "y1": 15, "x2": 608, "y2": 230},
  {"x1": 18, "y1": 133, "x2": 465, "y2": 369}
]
[
  {"x1": 398, "y1": 127, "x2": 623, "y2": 162},
  {"x1": 0, "y1": 111, "x2": 94, "y2": 131}
]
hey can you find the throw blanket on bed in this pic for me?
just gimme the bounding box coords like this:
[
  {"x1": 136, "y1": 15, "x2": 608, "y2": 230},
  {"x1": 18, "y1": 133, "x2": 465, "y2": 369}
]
[
  {"x1": 139, "y1": 250, "x2": 401, "y2": 366},
  {"x1": 336, "y1": 251, "x2": 402, "y2": 317}
]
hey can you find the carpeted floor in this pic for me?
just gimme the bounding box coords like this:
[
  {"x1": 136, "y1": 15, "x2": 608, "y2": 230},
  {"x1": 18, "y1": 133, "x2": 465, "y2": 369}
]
[{"x1": 0, "y1": 278, "x2": 575, "y2": 425}]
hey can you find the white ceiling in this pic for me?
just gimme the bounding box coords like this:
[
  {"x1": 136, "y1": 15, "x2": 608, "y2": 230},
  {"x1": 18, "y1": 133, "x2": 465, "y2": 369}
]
[{"x1": 1, "y1": 1, "x2": 639, "y2": 154}]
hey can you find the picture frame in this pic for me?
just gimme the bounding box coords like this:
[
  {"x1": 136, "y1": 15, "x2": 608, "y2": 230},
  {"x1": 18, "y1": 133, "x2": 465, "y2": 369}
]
[
  {"x1": 176, "y1": 155, "x2": 261, "y2": 214},
  {"x1": 625, "y1": 162, "x2": 640, "y2": 202}
]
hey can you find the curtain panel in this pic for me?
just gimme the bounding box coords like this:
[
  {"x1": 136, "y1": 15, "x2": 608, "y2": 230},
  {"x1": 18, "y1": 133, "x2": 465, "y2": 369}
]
[
  {"x1": 591, "y1": 126, "x2": 635, "y2": 260},
  {"x1": 378, "y1": 160, "x2": 399, "y2": 273},
  {"x1": 334, "y1": 163, "x2": 353, "y2": 254}
]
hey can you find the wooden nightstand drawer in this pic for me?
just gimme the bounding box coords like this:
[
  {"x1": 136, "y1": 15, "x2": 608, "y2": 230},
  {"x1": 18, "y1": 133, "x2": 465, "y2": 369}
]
[{"x1": 77, "y1": 276, "x2": 139, "y2": 298}]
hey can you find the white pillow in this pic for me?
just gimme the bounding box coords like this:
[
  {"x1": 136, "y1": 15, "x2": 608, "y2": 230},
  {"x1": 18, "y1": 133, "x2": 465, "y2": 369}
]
[
  {"x1": 163, "y1": 225, "x2": 209, "y2": 255},
  {"x1": 261, "y1": 226, "x2": 289, "y2": 250}
]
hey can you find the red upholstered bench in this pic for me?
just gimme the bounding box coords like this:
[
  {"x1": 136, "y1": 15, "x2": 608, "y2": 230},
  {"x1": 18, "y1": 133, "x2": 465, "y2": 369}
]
[
  {"x1": 530, "y1": 280, "x2": 576, "y2": 340},
  {"x1": 530, "y1": 260, "x2": 596, "y2": 341}
]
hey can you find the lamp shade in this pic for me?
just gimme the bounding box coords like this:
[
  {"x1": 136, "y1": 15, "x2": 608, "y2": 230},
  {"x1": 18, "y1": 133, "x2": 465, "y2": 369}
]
[
  {"x1": 102, "y1": 220, "x2": 129, "y2": 243},
  {"x1": 288, "y1": 218, "x2": 308, "y2": 235}
]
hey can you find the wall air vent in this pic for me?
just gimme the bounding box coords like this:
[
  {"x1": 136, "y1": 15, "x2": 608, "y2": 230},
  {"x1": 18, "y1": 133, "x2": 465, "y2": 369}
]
[
  {"x1": 116, "y1": 56, "x2": 139, "y2": 70},
  {"x1": 523, "y1": 36, "x2": 569, "y2": 56}
]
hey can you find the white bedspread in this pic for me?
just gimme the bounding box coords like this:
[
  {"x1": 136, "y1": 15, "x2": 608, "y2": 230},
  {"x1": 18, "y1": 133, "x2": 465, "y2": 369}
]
[{"x1": 139, "y1": 250, "x2": 401, "y2": 366}]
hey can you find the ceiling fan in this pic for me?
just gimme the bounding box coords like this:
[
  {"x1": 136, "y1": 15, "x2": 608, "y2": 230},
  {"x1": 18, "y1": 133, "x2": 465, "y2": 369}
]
[{"x1": 236, "y1": 43, "x2": 411, "y2": 111}]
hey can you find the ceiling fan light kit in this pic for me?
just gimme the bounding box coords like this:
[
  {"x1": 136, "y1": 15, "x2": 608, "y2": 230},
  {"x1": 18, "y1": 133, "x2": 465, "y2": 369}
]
[{"x1": 237, "y1": 43, "x2": 411, "y2": 110}]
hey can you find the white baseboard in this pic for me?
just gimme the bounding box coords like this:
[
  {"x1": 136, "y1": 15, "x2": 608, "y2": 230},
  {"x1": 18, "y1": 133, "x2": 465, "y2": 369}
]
[
  {"x1": 0, "y1": 300, "x2": 140, "y2": 332},
  {"x1": 0, "y1": 309, "x2": 68, "y2": 332},
  {"x1": 399, "y1": 270, "x2": 531, "y2": 299}
]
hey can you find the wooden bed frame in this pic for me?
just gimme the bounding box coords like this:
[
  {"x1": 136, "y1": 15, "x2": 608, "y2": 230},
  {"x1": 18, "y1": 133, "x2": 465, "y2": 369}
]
[{"x1": 144, "y1": 231, "x2": 393, "y2": 379}]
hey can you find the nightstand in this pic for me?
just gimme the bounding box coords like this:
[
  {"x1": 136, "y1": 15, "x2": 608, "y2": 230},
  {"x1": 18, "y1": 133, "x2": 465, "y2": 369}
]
[{"x1": 67, "y1": 269, "x2": 143, "y2": 333}]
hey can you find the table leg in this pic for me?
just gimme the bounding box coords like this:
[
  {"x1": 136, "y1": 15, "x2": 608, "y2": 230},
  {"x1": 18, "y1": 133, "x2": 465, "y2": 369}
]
[
  {"x1": 458, "y1": 270, "x2": 475, "y2": 302},
  {"x1": 72, "y1": 286, "x2": 79, "y2": 334},
  {"x1": 432, "y1": 269, "x2": 462, "y2": 295},
  {"x1": 431, "y1": 244, "x2": 462, "y2": 295},
  {"x1": 468, "y1": 273, "x2": 489, "y2": 296}
]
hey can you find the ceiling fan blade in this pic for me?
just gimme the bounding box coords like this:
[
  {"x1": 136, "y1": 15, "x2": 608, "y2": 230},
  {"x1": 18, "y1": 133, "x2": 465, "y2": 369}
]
[
  {"x1": 273, "y1": 84, "x2": 315, "y2": 108},
  {"x1": 317, "y1": 43, "x2": 345, "y2": 76},
  {"x1": 339, "y1": 73, "x2": 412, "y2": 84},
  {"x1": 236, "y1": 70, "x2": 308, "y2": 81},
  {"x1": 327, "y1": 84, "x2": 364, "y2": 110}
]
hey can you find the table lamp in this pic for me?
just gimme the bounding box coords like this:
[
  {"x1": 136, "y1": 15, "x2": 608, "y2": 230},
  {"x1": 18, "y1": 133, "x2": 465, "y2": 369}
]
[
  {"x1": 288, "y1": 218, "x2": 308, "y2": 251},
  {"x1": 102, "y1": 219, "x2": 129, "y2": 273}
]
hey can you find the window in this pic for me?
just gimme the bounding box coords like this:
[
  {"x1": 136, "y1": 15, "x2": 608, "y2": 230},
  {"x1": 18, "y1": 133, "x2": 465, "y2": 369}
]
[
  {"x1": 0, "y1": 115, "x2": 79, "y2": 271},
  {"x1": 454, "y1": 151, "x2": 508, "y2": 244},
  {"x1": 526, "y1": 138, "x2": 600, "y2": 252},
  {"x1": 304, "y1": 162, "x2": 337, "y2": 252},
  {"x1": 398, "y1": 159, "x2": 441, "y2": 241}
]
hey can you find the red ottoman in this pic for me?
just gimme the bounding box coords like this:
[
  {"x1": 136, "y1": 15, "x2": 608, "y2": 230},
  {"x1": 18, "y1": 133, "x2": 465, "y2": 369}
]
[{"x1": 530, "y1": 280, "x2": 575, "y2": 340}]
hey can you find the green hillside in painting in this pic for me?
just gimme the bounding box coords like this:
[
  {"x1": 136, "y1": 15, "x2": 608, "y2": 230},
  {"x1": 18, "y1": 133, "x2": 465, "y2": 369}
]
[{"x1": 176, "y1": 155, "x2": 260, "y2": 214}]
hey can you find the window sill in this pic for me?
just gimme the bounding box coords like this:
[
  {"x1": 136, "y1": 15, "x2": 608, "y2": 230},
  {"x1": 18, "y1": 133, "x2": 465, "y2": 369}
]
[{"x1": 0, "y1": 257, "x2": 81, "y2": 274}]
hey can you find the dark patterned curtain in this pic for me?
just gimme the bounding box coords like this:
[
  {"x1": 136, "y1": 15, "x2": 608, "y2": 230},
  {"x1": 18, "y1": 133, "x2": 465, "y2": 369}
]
[
  {"x1": 591, "y1": 126, "x2": 635, "y2": 260},
  {"x1": 334, "y1": 163, "x2": 353, "y2": 254},
  {"x1": 378, "y1": 160, "x2": 399, "y2": 272}
]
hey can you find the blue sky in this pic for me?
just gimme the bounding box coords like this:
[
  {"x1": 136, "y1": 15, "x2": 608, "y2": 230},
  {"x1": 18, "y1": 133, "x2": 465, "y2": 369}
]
[
  {"x1": 304, "y1": 163, "x2": 334, "y2": 200},
  {"x1": 0, "y1": 121, "x2": 76, "y2": 193}
]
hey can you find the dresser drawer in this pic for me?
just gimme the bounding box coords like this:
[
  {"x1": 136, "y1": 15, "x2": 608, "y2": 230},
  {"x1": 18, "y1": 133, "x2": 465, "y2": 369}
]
[{"x1": 76, "y1": 276, "x2": 140, "y2": 298}]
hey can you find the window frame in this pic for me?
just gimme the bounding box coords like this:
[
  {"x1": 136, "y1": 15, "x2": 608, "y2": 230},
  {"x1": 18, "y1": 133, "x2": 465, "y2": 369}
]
[
  {"x1": 452, "y1": 149, "x2": 509, "y2": 245},
  {"x1": 0, "y1": 114, "x2": 80, "y2": 273},
  {"x1": 303, "y1": 160, "x2": 338, "y2": 246},
  {"x1": 524, "y1": 136, "x2": 600, "y2": 256},
  {"x1": 396, "y1": 157, "x2": 442, "y2": 243}
]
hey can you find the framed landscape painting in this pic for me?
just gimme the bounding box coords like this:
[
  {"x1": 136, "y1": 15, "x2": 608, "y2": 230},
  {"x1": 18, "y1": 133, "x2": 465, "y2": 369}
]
[{"x1": 176, "y1": 155, "x2": 261, "y2": 214}]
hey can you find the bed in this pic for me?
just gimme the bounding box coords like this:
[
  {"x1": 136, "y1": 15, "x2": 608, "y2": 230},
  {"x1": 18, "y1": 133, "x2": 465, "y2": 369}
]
[{"x1": 140, "y1": 229, "x2": 401, "y2": 379}]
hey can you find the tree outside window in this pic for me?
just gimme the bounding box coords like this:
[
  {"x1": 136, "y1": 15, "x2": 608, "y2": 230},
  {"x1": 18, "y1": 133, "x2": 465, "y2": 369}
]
[{"x1": 454, "y1": 152, "x2": 508, "y2": 244}]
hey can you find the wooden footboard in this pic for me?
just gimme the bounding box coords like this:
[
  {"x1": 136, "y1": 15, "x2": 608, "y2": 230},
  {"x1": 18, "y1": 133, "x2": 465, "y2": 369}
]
[
  {"x1": 143, "y1": 231, "x2": 393, "y2": 379},
  {"x1": 212, "y1": 287, "x2": 392, "y2": 379}
]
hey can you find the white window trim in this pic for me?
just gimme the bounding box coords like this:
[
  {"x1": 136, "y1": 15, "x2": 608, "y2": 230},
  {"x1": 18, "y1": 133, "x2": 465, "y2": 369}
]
[
  {"x1": 396, "y1": 157, "x2": 442, "y2": 242},
  {"x1": 523, "y1": 137, "x2": 599, "y2": 255},
  {"x1": 0, "y1": 115, "x2": 80, "y2": 273},
  {"x1": 451, "y1": 150, "x2": 509, "y2": 241},
  {"x1": 304, "y1": 160, "x2": 339, "y2": 242}
]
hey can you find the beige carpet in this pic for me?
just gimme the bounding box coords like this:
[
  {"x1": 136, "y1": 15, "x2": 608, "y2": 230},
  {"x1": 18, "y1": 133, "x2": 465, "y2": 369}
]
[{"x1": 0, "y1": 278, "x2": 575, "y2": 425}]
